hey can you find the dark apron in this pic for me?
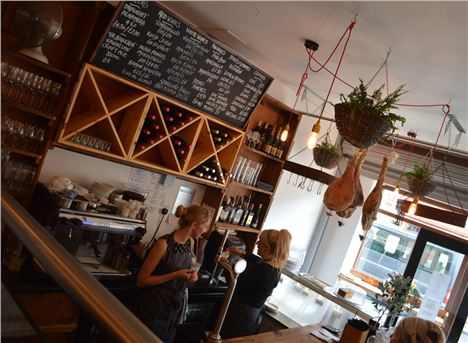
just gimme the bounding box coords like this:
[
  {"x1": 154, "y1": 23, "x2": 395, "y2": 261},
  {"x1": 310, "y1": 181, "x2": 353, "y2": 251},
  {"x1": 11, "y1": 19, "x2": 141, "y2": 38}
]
[{"x1": 135, "y1": 233, "x2": 191, "y2": 343}]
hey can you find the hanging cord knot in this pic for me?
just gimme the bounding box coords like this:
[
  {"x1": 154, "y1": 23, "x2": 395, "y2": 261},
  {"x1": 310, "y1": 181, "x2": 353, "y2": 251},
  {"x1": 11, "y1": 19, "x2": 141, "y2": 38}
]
[{"x1": 442, "y1": 104, "x2": 451, "y2": 115}]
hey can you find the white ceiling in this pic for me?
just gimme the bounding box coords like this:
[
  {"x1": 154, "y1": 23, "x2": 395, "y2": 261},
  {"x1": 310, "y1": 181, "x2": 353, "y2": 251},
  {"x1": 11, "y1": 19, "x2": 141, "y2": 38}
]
[{"x1": 162, "y1": 1, "x2": 468, "y2": 152}]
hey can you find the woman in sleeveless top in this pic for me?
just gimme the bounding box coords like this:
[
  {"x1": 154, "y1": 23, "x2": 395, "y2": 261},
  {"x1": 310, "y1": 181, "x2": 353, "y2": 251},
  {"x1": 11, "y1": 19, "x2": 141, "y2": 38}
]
[
  {"x1": 135, "y1": 204, "x2": 210, "y2": 343},
  {"x1": 221, "y1": 229, "x2": 292, "y2": 339}
]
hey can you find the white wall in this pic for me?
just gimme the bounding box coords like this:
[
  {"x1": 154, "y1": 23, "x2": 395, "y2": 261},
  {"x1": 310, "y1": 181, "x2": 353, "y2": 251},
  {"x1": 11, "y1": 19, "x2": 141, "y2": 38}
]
[
  {"x1": 39, "y1": 147, "x2": 207, "y2": 242},
  {"x1": 308, "y1": 175, "x2": 375, "y2": 285}
]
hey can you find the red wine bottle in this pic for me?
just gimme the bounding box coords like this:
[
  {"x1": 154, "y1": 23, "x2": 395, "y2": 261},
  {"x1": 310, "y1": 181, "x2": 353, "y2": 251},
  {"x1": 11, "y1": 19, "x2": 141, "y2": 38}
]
[{"x1": 147, "y1": 113, "x2": 158, "y2": 121}]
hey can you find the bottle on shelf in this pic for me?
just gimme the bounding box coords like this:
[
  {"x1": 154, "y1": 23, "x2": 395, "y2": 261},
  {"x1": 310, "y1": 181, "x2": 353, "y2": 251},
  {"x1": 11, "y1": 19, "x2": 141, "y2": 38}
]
[
  {"x1": 226, "y1": 195, "x2": 239, "y2": 223},
  {"x1": 218, "y1": 196, "x2": 233, "y2": 223},
  {"x1": 147, "y1": 113, "x2": 158, "y2": 122},
  {"x1": 257, "y1": 122, "x2": 269, "y2": 150},
  {"x1": 239, "y1": 195, "x2": 251, "y2": 226},
  {"x1": 270, "y1": 126, "x2": 281, "y2": 157},
  {"x1": 231, "y1": 196, "x2": 245, "y2": 225},
  {"x1": 250, "y1": 203, "x2": 263, "y2": 229},
  {"x1": 275, "y1": 137, "x2": 285, "y2": 159},
  {"x1": 261, "y1": 124, "x2": 274, "y2": 154},
  {"x1": 242, "y1": 203, "x2": 255, "y2": 227},
  {"x1": 250, "y1": 120, "x2": 264, "y2": 148}
]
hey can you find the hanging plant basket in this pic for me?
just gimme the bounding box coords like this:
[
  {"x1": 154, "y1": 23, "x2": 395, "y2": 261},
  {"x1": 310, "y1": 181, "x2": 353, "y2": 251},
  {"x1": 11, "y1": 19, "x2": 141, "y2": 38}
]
[
  {"x1": 406, "y1": 178, "x2": 437, "y2": 196},
  {"x1": 334, "y1": 103, "x2": 392, "y2": 148},
  {"x1": 313, "y1": 145, "x2": 341, "y2": 169}
]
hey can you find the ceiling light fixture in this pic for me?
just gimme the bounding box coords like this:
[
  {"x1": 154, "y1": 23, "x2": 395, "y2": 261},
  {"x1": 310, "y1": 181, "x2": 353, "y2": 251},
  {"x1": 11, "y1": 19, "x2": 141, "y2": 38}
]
[{"x1": 281, "y1": 39, "x2": 319, "y2": 145}]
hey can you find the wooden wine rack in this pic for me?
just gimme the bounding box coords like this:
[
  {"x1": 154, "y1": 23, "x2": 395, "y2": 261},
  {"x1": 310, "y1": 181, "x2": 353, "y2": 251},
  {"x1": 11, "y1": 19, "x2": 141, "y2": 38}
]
[{"x1": 59, "y1": 64, "x2": 244, "y2": 186}]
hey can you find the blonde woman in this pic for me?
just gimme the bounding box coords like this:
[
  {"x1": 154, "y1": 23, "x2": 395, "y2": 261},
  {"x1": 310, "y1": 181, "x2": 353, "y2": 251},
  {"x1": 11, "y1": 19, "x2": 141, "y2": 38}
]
[
  {"x1": 135, "y1": 205, "x2": 210, "y2": 343},
  {"x1": 390, "y1": 317, "x2": 445, "y2": 343},
  {"x1": 221, "y1": 229, "x2": 292, "y2": 338}
]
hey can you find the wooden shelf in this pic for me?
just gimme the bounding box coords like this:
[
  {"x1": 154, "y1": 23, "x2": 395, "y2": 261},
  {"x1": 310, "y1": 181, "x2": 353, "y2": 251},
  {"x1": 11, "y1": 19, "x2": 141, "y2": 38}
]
[
  {"x1": 2, "y1": 145, "x2": 42, "y2": 161},
  {"x1": 214, "y1": 221, "x2": 260, "y2": 233},
  {"x1": 3, "y1": 49, "x2": 72, "y2": 79},
  {"x1": 241, "y1": 145, "x2": 284, "y2": 163},
  {"x1": 1, "y1": 98, "x2": 53, "y2": 119},
  {"x1": 230, "y1": 181, "x2": 273, "y2": 195}
]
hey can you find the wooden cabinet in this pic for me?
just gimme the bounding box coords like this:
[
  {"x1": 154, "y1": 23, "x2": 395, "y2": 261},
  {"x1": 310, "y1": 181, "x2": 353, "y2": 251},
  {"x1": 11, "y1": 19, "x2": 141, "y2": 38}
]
[
  {"x1": 1, "y1": 1, "x2": 115, "y2": 206},
  {"x1": 59, "y1": 64, "x2": 300, "y2": 252},
  {"x1": 58, "y1": 64, "x2": 244, "y2": 187},
  {"x1": 211, "y1": 96, "x2": 301, "y2": 252}
]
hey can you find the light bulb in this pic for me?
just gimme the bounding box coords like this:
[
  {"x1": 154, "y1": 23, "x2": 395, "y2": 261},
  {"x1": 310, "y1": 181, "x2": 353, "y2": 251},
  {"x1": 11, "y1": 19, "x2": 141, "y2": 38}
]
[
  {"x1": 307, "y1": 131, "x2": 318, "y2": 149},
  {"x1": 280, "y1": 124, "x2": 289, "y2": 142},
  {"x1": 407, "y1": 197, "x2": 419, "y2": 215},
  {"x1": 307, "y1": 120, "x2": 321, "y2": 150}
]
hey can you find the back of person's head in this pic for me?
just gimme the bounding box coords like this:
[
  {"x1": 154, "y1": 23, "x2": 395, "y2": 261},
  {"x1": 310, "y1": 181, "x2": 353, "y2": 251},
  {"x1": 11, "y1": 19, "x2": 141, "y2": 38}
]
[
  {"x1": 262, "y1": 229, "x2": 292, "y2": 268},
  {"x1": 392, "y1": 317, "x2": 445, "y2": 343},
  {"x1": 175, "y1": 204, "x2": 210, "y2": 227}
]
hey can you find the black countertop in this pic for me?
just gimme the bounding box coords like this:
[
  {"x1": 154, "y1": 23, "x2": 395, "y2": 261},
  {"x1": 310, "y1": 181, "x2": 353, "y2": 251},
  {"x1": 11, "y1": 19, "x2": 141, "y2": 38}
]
[{"x1": 3, "y1": 257, "x2": 227, "y2": 298}]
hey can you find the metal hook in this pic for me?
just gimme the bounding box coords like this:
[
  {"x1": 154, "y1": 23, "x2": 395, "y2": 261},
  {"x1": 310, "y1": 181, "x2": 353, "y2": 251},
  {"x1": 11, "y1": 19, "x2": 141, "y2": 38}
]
[
  {"x1": 307, "y1": 179, "x2": 314, "y2": 192},
  {"x1": 292, "y1": 174, "x2": 300, "y2": 187},
  {"x1": 287, "y1": 172, "x2": 293, "y2": 184},
  {"x1": 317, "y1": 183, "x2": 324, "y2": 195},
  {"x1": 299, "y1": 177, "x2": 306, "y2": 189}
]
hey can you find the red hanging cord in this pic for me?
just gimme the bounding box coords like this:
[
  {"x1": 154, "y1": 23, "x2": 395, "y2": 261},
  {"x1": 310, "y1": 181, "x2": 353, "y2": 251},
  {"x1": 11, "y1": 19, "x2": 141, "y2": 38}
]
[
  {"x1": 306, "y1": 19, "x2": 356, "y2": 74},
  {"x1": 316, "y1": 18, "x2": 357, "y2": 121}
]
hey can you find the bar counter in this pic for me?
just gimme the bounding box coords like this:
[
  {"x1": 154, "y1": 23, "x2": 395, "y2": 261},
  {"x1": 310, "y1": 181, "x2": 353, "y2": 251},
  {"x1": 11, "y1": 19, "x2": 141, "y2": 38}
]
[{"x1": 222, "y1": 324, "x2": 325, "y2": 343}]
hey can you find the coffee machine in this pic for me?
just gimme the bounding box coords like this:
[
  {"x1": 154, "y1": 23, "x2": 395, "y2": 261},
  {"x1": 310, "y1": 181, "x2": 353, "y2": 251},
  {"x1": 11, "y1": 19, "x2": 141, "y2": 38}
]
[{"x1": 52, "y1": 208, "x2": 146, "y2": 276}]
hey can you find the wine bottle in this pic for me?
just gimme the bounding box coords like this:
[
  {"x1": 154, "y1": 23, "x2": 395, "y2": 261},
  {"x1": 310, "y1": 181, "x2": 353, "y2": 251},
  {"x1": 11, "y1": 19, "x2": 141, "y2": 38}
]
[
  {"x1": 275, "y1": 139, "x2": 284, "y2": 159},
  {"x1": 147, "y1": 113, "x2": 158, "y2": 121},
  {"x1": 227, "y1": 196, "x2": 239, "y2": 223},
  {"x1": 175, "y1": 111, "x2": 184, "y2": 119},
  {"x1": 270, "y1": 126, "x2": 281, "y2": 156},
  {"x1": 261, "y1": 124, "x2": 275, "y2": 154},
  {"x1": 220, "y1": 197, "x2": 233, "y2": 222},
  {"x1": 161, "y1": 105, "x2": 171, "y2": 114},
  {"x1": 231, "y1": 197, "x2": 245, "y2": 225},
  {"x1": 193, "y1": 170, "x2": 204, "y2": 178},
  {"x1": 243, "y1": 203, "x2": 255, "y2": 227},
  {"x1": 251, "y1": 120, "x2": 264, "y2": 148},
  {"x1": 250, "y1": 203, "x2": 263, "y2": 228},
  {"x1": 239, "y1": 195, "x2": 251, "y2": 226}
]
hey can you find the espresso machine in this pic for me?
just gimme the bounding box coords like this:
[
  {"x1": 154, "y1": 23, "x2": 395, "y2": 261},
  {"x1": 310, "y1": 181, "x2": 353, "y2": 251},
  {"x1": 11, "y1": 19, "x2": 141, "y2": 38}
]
[{"x1": 51, "y1": 208, "x2": 146, "y2": 276}]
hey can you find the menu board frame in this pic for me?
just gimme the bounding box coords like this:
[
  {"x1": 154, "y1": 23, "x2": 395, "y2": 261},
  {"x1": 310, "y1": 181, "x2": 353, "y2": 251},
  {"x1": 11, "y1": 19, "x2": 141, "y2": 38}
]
[{"x1": 90, "y1": 1, "x2": 273, "y2": 129}]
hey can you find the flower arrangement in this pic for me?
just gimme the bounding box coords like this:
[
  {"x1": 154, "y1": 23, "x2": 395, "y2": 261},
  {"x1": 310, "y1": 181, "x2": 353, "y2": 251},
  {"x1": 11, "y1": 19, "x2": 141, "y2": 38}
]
[{"x1": 372, "y1": 272, "x2": 421, "y2": 324}]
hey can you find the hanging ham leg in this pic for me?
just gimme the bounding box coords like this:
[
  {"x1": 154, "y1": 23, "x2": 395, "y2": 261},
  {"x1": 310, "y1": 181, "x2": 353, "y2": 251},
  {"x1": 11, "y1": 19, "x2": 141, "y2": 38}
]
[
  {"x1": 324, "y1": 153, "x2": 358, "y2": 211},
  {"x1": 337, "y1": 149, "x2": 368, "y2": 218},
  {"x1": 361, "y1": 156, "x2": 389, "y2": 232}
]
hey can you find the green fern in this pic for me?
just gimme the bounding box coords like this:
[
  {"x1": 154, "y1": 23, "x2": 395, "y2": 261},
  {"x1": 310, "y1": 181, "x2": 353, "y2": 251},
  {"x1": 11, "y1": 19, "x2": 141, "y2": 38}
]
[
  {"x1": 339, "y1": 79, "x2": 407, "y2": 134},
  {"x1": 405, "y1": 163, "x2": 431, "y2": 181},
  {"x1": 316, "y1": 141, "x2": 339, "y2": 154}
]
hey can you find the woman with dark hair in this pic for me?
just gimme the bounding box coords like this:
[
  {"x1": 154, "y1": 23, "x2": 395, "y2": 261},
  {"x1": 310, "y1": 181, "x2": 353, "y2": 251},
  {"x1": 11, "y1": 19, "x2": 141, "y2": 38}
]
[
  {"x1": 135, "y1": 204, "x2": 210, "y2": 343},
  {"x1": 221, "y1": 229, "x2": 292, "y2": 338},
  {"x1": 390, "y1": 317, "x2": 445, "y2": 343}
]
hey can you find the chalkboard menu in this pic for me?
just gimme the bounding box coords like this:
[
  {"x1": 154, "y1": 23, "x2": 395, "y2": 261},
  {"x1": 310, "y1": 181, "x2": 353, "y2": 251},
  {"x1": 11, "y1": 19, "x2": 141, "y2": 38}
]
[{"x1": 92, "y1": 1, "x2": 272, "y2": 128}]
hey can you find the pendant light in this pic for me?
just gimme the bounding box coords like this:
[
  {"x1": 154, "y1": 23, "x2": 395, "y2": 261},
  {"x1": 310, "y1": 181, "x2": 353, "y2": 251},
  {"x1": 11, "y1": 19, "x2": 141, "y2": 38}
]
[
  {"x1": 280, "y1": 123, "x2": 290, "y2": 142},
  {"x1": 307, "y1": 120, "x2": 321, "y2": 149},
  {"x1": 407, "y1": 196, "x2": 419, "y2": 215}
]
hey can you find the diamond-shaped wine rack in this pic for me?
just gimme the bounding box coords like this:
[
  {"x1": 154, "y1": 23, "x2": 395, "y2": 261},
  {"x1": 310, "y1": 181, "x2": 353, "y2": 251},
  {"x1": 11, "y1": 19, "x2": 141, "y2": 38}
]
[{"x1": 59, "y1": 64, "x2": 244, "y2": 185}]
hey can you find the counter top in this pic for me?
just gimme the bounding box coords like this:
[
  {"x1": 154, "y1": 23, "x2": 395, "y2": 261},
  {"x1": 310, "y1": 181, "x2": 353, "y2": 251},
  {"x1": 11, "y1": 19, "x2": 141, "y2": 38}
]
[
  {"x1": 282, "y1": 270, "x2": 378, "y2": 322},
  {"x1": 222, "y1": 324, "x2": 326, "y2": 343}
]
